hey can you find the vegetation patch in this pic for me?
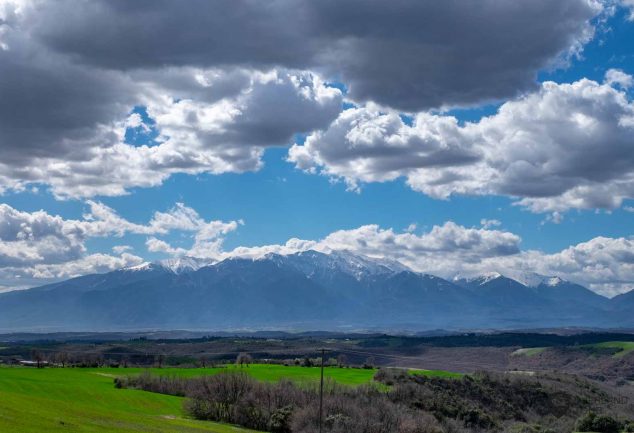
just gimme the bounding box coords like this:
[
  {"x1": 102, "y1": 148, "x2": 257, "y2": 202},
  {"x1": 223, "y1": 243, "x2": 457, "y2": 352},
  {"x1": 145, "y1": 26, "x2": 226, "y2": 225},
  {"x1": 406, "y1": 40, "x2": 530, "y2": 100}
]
[
  {"x1": 408, "y1": 368, "x2": 464, "y2": 379},
  {"x1": 582, "y1": 342, "x2": 634, "y2": 358},
  {"x1": 512, "y1": 347, "x2": 547, "y2": 357}
]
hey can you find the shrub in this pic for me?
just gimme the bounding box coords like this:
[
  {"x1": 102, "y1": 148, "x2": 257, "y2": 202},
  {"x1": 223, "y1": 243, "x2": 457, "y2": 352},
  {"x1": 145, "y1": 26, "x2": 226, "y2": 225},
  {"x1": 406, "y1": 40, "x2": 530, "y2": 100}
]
[{"x1": 576, "y1": 411, "x2": 622, "y2": 433}]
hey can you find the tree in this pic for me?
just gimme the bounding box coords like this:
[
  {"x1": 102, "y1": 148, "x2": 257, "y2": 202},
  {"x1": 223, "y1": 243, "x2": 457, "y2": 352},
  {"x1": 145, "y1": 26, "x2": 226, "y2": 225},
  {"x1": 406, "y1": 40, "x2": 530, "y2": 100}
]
[
  {"x1": 54, "y1": 351, "x2": 69, "y2": 367},
  {"x1": 156, "y1": 354, "x2": 165, "y2": 368},
  {"x1": 337, "y1": 354, "x2": 348, "y2": 367},
  {"x1": 236, "y1": 352, "x2": 253, "y2": 367},
  {"x1": 363, "y1": 356, "x2": 376, "y2": 369},
  {"x1": 30, "y1": 350, "x2": 44, "y2": 368}
]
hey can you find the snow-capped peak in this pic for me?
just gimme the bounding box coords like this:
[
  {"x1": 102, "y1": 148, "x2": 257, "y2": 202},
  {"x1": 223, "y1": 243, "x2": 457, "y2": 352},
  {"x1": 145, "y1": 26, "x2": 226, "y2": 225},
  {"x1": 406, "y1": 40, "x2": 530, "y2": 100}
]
[
  {"x1": 455, "y1": 272, "x2": 502, "y2": 285},
  {"x1": 262, "y1": 249, "x2": 411, "y2": 281},
  {"x1": 123, "y1": 257, "x2": 214, "y2": 274},
  {"x1": 124, "y1": 262, "x2": 154, "y2": 272},
  {"x1": 505, "y1": 271, "x2": 565, "y2": 288},
  {"x1": 157, "y1": 257, "x2": 214, "y2": 274},
  {"x1": 327, "y1": 250, "x2": 411, "y2": 277}
]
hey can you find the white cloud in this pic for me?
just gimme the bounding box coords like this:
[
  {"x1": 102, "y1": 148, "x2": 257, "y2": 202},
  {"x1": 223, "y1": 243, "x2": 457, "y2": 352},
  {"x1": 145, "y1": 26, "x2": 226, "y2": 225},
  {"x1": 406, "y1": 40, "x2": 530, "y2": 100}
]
[
  {"x1": 0, "y1": 201, "x2": 239, "y2": 286},
  {"x1": 0, "y1": 0, "x2": 606, "y2": 198},
  {"x1": 605, "y1": 68, "x2": 633, "y2": 88},
  {"x1": 11, "y1": 252, "x2": 145, "y2": 281},
  {"x1": 291, "y1": 75, "x2": 634, "y2": 213},
  {"x1": 0, "y1": 64, "x2": 342, "y2": 198},
  {"x1": 480, "y1": 219, "x2": 501, "y2": 229},
  {"x1": 112, "y1": 245, "x2": 132, "y2": 254}
]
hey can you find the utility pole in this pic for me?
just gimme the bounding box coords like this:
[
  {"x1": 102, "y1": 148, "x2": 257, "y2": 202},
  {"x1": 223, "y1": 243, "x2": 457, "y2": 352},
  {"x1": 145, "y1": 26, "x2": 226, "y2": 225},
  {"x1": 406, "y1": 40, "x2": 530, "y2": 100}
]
[{"x1": 319, "y1": 348, "x2": 325, "y2": 433}]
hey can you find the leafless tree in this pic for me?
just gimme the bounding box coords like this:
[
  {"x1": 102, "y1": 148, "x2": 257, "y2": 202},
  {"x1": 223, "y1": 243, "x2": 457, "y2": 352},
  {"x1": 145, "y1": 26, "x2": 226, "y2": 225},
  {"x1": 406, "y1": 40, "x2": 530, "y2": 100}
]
[
  {"x1": 236, "y1": 352, "x2": 253, "y2": 367},
  {"x1": 30, "y1": 350, "x2": 44, "y2": 368},
  {"x1": 337, "y1": 354, "x2": 348, "y2": 367}
]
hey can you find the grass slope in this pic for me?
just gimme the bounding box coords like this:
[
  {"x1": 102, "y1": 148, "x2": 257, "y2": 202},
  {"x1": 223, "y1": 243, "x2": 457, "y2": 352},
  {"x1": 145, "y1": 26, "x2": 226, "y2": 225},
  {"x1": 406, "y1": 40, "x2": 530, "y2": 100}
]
[
  {"x1": 0, "y1": 367, "x2": 259, "y2": 433},
  {"x1": 583, "y1": 341, "x2": 634, "y2": 358}
]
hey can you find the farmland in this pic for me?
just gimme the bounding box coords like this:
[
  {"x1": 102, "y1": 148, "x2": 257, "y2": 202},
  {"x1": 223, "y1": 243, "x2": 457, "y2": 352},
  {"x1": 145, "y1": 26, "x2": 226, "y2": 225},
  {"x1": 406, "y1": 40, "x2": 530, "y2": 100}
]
[{"x1": 0, "y1": 366, "x2": 261, "y2": 433}]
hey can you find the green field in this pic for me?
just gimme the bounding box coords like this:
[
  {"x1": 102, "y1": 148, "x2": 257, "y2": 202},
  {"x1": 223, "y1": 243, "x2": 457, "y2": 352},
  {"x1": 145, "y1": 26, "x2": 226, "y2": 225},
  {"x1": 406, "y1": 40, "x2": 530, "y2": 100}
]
[
  {"x1": 582, "y1": 341, "x2": 634, "y2": 358},
  {"x1": 0, "y1": 364, "x2": 460, "y2": 432},
  {"x1": 0, "y1": 366, "x2": 261, "y2": 433},
  {"x1": 118, "y1": 363, "x2": 380, "y2": 385}
]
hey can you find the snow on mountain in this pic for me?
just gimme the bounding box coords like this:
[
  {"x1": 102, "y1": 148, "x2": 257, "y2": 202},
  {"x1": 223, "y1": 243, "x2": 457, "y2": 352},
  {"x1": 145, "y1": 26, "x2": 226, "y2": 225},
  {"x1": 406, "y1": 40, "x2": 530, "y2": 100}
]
[
  {"x1": 158, "y1": 257, "x2": 215, "y2": 274},
  {"x1": 124, "y1": 257, "x2": 214, "y2": 274},
  {"x1": 455, "y1": 272, "x2": 502, "y2": 286},
  {"x1": 327, "y1": 250, "x2": 411, "y2": 278},
  {"x1": 505, "y1": 271, "x2": 565, "y2": 288},
  {"x1": 257, "y1": 249, "x2": 411, "y2": 281}
]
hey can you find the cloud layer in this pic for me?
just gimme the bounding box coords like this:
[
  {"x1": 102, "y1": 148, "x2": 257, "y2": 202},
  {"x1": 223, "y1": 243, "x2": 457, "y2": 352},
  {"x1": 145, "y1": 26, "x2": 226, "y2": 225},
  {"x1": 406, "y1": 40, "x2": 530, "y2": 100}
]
[
  {"x1": 0, "y1": 0, "x2": 619, "y2": 206},
  {"x1": 290, "y1": 74, "x2": 634, "y2": 212}
]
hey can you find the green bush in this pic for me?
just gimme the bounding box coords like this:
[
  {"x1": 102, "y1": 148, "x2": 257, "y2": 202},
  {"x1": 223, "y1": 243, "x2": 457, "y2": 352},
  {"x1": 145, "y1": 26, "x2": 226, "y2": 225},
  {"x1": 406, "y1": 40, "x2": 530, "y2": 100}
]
[{"x1": 576, "y1": 411, "x2": 622, "y2": 433}]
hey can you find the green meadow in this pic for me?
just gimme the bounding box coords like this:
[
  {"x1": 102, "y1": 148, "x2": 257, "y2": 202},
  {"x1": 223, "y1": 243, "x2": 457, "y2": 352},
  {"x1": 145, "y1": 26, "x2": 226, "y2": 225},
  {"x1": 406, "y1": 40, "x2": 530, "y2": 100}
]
[
  {"x1": 0, "y1": 364, "x2": 460, "y2": 432},
  {"x1": 582, "y1": 341, "x2": 634, "y2": 358},
  {"x1": 0, "y1": 366, "x2": 260, "y2": 433},
  {"x1": 119, "y1": 363, "x2": 380, "y2": 385}
]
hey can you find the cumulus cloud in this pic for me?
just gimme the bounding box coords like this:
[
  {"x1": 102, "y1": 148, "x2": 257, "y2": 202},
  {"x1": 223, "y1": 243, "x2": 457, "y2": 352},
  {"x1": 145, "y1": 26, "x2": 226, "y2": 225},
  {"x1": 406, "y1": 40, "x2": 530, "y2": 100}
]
[
  {"x1": 31, "y1": 0, "x2": 600, "y2": 111},
  {"x1": 0, "y1": 201, "x2": 239, "y2": 286},
  {"x1": 112, "y1": 245, "x2": 132, "y2": 254},
  {"x1": 480, "y1": 219, "x2": 501, "y2": 229},
  {"x1": 0, "y1": 0, "x2": 609, "y2": 198},
  {"x1": 291, "y1": 75, "x2": 634, "y2": 213},
  {"x1": 0, "y1": 63, "x2": 342, "y2": 198}
]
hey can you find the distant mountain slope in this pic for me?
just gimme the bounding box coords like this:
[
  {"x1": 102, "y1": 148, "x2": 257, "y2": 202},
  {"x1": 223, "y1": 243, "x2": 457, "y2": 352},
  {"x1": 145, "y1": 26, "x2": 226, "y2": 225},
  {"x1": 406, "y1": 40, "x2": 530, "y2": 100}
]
[{"x1": 0, "y1": 250, "x2": 630, "y2": 332}]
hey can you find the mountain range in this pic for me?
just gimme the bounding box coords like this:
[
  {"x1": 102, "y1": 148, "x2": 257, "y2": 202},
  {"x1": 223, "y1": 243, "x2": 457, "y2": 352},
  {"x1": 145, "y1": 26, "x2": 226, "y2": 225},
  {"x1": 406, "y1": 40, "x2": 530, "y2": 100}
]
[{"x1": 0, "y1": 250, "x2": 632, "y2": 332}]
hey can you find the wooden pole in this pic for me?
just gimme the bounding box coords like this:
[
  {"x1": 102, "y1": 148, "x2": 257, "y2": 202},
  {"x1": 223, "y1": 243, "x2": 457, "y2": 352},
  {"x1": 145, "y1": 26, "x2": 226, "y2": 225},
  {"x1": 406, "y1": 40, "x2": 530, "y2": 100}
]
[{"x1": 319, "y1": 348, "x2": 325, "y2": 433}]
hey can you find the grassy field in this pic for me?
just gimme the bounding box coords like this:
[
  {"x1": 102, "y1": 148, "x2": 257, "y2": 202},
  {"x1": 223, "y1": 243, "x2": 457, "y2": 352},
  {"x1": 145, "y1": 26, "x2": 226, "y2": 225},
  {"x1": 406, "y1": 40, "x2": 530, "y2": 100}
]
[
  {"x1": 0, "y1": 364, "x2": 460, "y2": 432},
  {"x1": 0, "y1": 367, "x2": 260, "y2": 433},
  {"x1": 583, "y1": 341, "x2": 634, "y2": 358},
  {"x1": 117, "y1": 363, "x2": 380, "y2": 385}
]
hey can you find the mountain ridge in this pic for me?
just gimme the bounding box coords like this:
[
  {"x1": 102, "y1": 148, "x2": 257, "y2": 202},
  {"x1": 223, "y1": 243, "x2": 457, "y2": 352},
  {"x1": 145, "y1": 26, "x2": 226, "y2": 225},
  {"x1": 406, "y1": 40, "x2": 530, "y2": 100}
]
[{"x1": 0, "y1": 250, "x2": 630, "y2": 332}]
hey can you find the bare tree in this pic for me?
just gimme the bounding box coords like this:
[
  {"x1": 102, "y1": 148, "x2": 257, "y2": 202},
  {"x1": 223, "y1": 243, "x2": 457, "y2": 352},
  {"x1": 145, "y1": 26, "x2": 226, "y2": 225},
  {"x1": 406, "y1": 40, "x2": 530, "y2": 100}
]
[
  {"x1": 54, "y1": 351, "x2": 69, "y2": 367},
  {"x1": 31, "y1": 350, "x2": 44, "y2": 368},
  {"x1": 156, "y1": 354, "x2": 165, "y2": 368},
  {"x1": 337, "y1": 354, "x2": 348, "y2": 368},
  {"x1": 364, "y1": 356, "x2": 376, "y2": 369},
  {"x1": 236, "y1": 352, "x2": 253, "y2": 368}
]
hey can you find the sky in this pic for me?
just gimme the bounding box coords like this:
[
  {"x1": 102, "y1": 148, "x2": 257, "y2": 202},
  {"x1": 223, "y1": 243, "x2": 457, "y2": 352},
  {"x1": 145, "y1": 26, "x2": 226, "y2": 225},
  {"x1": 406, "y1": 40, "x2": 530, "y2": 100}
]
[{"x1": 0, "y1": 0, "x2": 633, "y2": 296}]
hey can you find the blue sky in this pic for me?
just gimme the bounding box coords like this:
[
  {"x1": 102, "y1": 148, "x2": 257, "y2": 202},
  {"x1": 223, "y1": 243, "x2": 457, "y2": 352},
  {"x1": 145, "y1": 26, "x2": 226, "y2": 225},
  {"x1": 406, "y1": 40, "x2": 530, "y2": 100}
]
[{"x1": 0, "y1": 0, "x2": 633, "y2": 295}]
